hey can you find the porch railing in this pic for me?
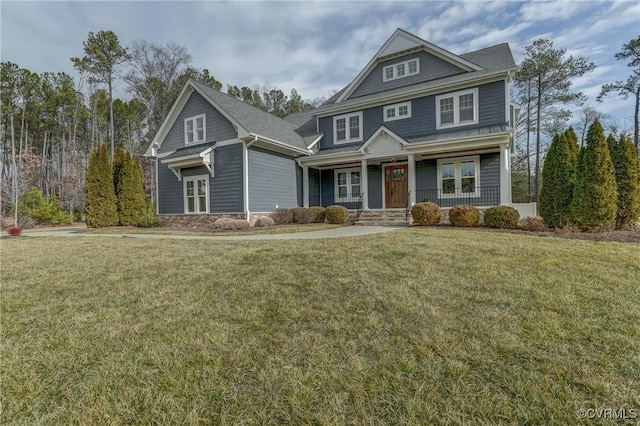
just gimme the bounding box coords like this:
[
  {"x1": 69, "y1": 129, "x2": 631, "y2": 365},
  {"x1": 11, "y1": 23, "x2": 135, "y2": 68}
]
[
  {"x1": 322, "y1": 192, "x2": 364, "y2": 215},
  {"x1": 414, "y1": 186, "x2": 500, "y2": 207}
]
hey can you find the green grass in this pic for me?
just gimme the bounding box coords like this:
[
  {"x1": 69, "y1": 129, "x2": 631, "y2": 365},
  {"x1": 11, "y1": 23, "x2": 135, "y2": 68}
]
[{"x1": 2, "y1": 228, "x2": 639, "y2": 424}]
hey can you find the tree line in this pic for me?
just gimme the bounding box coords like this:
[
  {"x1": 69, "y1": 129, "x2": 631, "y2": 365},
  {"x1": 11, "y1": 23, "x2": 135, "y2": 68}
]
[{"x1": 1, "y1": 30, "x2": 321, "y2": 227}]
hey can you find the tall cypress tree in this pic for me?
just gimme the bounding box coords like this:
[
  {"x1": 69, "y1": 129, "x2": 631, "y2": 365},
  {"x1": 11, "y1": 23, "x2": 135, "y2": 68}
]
[
  {"x1": 611, "y1": 135, "x2": 640, "y2": 229},
  {"x1": 131, "y1": 156, "x2": 148, "y2": 217},
  {"x1": 117, "y1": 152, "x2": 147, "y2": 225},
  {"x1": 113, "y1": 145, "x2": 127, "y2": 223},
  {"x1": 85, "y1": 144, "x2": 118, "y2": 228},
  {"x1": 539, "y1": 127, "x2": 579, "y2": 227},
  {"x1": 571, "y1": 119, "x2": 618, "y2": 230}
]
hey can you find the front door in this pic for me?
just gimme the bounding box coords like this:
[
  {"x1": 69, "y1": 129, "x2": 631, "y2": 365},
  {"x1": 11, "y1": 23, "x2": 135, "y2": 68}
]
[{"x1": 385, "y1": 164, "x2": 408, "y2": 208}]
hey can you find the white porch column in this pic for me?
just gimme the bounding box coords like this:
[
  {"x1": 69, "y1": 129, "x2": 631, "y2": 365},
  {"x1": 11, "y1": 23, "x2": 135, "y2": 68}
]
[
  {"x1": 302, "y1": 166, "x2": 309, "y2": 208},
  {"x1": 360, "y1": 159, "x2": 369, "y2": 209},
  {"x1": 407, "y1": 154, "x2": 416, "y2": 205},
  {"x1": 500, "y1": 144, "x2": 511, "y2": 204}
]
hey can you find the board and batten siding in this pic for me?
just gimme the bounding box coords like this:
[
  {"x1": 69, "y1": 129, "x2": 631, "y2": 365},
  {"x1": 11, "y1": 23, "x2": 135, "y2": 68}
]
[
  {"x1": 318, "y1": 80, "x2": 506, "y2": 150},
  {"x1": 350, "y1": 51, "x2": 466, "y2": 99},
  {"x1": 248, "y1": 147, "x2": 300, "y2": 212},
  {"x1": 159, "y1": 91, "x2": 237, "y2": 153},
  {"x1": 157, "y1": 143, "x2": 244, "y2": 214}
]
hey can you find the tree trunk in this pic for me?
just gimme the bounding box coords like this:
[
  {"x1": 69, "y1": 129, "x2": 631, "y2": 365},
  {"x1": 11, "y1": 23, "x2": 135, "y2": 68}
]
[
  {"x1": 535, "y1": 91, "x2": 542, "y2": 204},
  {"x1": 109, "y1": 77, "x2": 115, "y2": 162},
  {"x1": 11, "y1": 114, "x2": 18, "y2": 226},
  {"x1": 635, "y1": 86, "x2": 639, "y2": 156}
]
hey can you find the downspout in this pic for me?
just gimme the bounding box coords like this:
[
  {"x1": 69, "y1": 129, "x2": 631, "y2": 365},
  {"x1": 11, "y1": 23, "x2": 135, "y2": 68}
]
[{"x1": 244, "y1": 136, "x2": 258, "y2": 220}]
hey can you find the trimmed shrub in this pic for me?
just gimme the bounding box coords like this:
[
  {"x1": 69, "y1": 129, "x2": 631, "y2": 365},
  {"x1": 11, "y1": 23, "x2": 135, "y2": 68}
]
[
  {"x1": 213, "y1": 218, "x2": 251, "y2": 231},
  {"x1": 254, "y1": 216, "x2": 274, "y2": 228},
  {"x1": 448, "y1": 205, "x2": 480, "y2": 227},
  {"x1": 571, "y1": 119, "x2": 617, "y2": 231},
  {"x1": 325, "y1": 205, "x2": 349, "y2": 224},
  {"x1": 310, "y1": 206, "x2": 325, "y2": 223},
  {"x1": 518, "y1": 217, "x2": 548, "y2": 232},
  {"x1": 411, "y1": 202, "x2": 441, "y2": 225},
  {"x1": 484, "y1": 206, "x2": 520, "y2": 229},
  {"x1": 135, "y1": 215, "x2": 165, "y2": 228},
  {"x1": 270, "y1": 208, "x2": 293, "y2": 225},
  {"x1": 610, "y1": 135, "x2": 640, "y2": 229},
  {"x1": 7, "y1": 225, "x2": 21, "y2": 236},
  {"x1": 292, "y1": 207, "x2": 314, "y2": 224}
]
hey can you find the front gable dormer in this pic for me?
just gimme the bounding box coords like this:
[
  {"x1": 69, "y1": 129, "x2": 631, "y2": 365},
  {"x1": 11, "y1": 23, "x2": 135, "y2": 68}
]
[{"x1": 336, "y1": 29, "x2": 483, "y2": 103}]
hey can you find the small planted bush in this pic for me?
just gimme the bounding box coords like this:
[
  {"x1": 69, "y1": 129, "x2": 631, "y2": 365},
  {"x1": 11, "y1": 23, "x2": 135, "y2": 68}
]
[
  {"x1": 213, "y1": 218, "x2": 251, "y2": 231},
  {"x1": 411, "y1": 202, "x2": 441, "y2": 226},
  {"x1": 254, "y1": 216, "x2": 274, "y2": 228},
  {"x1": 448, "y1": 205, "x2": 480, "y2": 227},
  {"x1": 484, "y1": 206, "x2": 520, "y2": 229},
  {"x1": 310, "y1": 206, "x2": 325, "y2": 223},
  {"x1": 135, "y1": 215, "x2": 165, "y2": 228},
  {"x1": 7, "y1": 225, "x2": 21, "y2": 236},
  {"x1": 518, "y1": 216, "x2": 548, "y2": 232},
  {"x1": 270, "y1": 209, "x2": 293, "y2": 225},
  {"x1": 325, "y1": 205, "x2": 348, "y2": 224},
  {"x1": 292, "y1": 207, "x2": 314, "y2": 224}
]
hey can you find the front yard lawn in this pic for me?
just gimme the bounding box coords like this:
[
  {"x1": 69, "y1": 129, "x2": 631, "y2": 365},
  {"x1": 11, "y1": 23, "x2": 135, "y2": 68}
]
[{"x1": 2, "y1": 228, "x2": 638, "y2": 424}]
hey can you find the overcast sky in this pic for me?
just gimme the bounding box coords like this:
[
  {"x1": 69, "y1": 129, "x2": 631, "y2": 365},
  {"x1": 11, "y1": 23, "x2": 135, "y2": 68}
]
[{"x1": 1, "y1": 1, "x2": 639, "y2": 130}]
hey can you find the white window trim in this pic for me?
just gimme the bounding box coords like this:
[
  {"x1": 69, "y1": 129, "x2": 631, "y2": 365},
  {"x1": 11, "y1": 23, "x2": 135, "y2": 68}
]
[
  {"x1": 435, "y1": 88, "x2": 479, "y2": 129},
  {"x1": 183, "y1": 174, "x2": 210, "y2": 214},
  {"x1": 334, "y1": 168, "x2": 362, "y2": 201},
  {"x1": 184, "y1": 113, "x2": 206, "y2": 146},
  {"x1": 436, "y1": 156, "x2": 480, "y2": 198},
  {"x1": 333, "y1": 112, "x2": 363, "y2": 145},
  {"x1": 382, "y1": 58, "x2": 420, "y2": 82},
  {"x1": 383, "y1": 101, "x2": 412, "y2": 122}
]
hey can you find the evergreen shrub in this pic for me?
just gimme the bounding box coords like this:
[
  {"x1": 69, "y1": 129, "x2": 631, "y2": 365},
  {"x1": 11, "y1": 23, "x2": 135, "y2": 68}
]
[
  {"x1": 411, "y1": 202, "x2": 441, "y2": 225},
  {"x1": 270, "y1": 209, "x2": 293, "y2": 225},
  {"x1": 484, "y1": 206, "x2": 520, "y2": 229},
  {"x1": 325, "y1": 205, "x2": 349, "y2": 224},
  {"x1": 292, "y1": 207, "x2": 314, "y2": 224},
  {"x1": 309, "y1": 206, "x2": 326, "y2": 223},
  {"x1": 448, "y1": 205, "x2": 480, "y2": 227},
  {"x1": 213, "y1": 218, "x2": 251, "y2": 231},
  {"x1": 135, "y1": 215, "x2": 165, "y2": 228}
]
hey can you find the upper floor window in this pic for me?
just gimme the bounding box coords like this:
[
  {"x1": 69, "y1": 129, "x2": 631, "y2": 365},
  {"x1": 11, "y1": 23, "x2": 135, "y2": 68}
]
[
  {"x1": 435, "y1": 88, "x2": 478, "y2": 129},
  {"x1": 185, "y1": 114, "x2": 206, "y2": 145},
  {"x1": 383, "y1": 58, "x2": 419, "y2": 82},
  {"x1": 383, "y1": 101, "x2": 412, "y2": 122},
  {"x1": 333, "y1": 112, "x2": 363, "y2": 144}
]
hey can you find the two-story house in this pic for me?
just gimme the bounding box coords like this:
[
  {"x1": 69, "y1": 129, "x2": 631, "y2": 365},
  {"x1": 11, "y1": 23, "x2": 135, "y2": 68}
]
[{"x1": 145, "y1": 29, "x2": 521, "y2": 223}]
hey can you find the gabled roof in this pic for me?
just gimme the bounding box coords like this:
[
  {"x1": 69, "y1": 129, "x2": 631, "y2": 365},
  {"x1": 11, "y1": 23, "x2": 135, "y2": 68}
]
[
  {"x1": 315, "y1": 43, "x2": 515, "y2": 116},
  {"x1": 335, "y1": 28, "x2": 483, "y2": 103},
  {"x1": 146, "y1": 79, "x2": 311, "y2": 157}
]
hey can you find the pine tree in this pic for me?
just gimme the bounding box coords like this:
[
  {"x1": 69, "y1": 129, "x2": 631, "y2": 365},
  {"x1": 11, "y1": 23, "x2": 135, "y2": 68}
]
[
  {"x1": 571, "y1": 119, "x2": 618, "y2": 230},
  {"x1": 611, "y1": 135, "x2": 640, "y2": 229},
  {"x1": 540, "y1": 130, "x2": 578, "y2": 227},
  {"x1": 85, "y1": 144, "x2": 118, "y2": 228}
]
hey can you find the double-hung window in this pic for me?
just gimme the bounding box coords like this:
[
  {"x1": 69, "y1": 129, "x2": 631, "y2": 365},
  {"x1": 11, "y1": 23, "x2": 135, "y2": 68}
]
[
  {"x1": 382, "y1": 58, "x2": 419, "y2": 82},
  {"x1": 437, "y1": 156, "x2": 480, "y2": 198},
  {"x1": 335, "y1": 168, "x2": 361, "y2": 201},
  {"x1": 333, "y1": 112, "x2": 363, "y2": 144},
  {"x1": 435, "y1": 88, "x2": 478, "y2": 129},
  {"x1": 383, "y1": 101, "x2": 412, "y2": 122},
  {"x1": 184, "y1": 175, "x2": 209, "y2": 213},
  {"x1": 185, "y1": 114, "x2": 206, "y2": 145}
]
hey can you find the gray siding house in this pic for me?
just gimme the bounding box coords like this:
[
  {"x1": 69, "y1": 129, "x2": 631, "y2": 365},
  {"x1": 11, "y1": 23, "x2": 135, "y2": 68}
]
[{"x1": 146, "y1": 29, "x2": 519, "y2": 219}]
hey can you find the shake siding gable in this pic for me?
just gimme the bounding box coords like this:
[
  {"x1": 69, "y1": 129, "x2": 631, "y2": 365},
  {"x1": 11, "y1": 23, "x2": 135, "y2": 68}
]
[
  {"x1": 350, "y1": 51, "x2": 467, "y2": 99},
  {"x1": 159, "y1": 91, "x2": 237, "y2": 153}
]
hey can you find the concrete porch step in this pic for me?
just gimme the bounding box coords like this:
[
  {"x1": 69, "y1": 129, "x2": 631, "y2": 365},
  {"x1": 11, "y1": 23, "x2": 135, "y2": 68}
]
[{"x1": 355, "y1": 210, "x2": 410, "y2": 226}]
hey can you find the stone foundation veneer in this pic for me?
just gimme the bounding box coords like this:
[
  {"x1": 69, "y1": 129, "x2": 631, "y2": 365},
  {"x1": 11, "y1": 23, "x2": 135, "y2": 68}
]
[{"x1": 162, "y1": 214, "x2": 246, "y2": 228}]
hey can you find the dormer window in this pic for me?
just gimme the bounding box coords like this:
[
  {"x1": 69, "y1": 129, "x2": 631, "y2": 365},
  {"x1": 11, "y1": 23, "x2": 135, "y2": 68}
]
[
  {"x1": 383, "y1": 58, "x2": 419, "y2": 82},
  {"x1": 185, "y1": 114, "x2": 205, "y2": 145}
]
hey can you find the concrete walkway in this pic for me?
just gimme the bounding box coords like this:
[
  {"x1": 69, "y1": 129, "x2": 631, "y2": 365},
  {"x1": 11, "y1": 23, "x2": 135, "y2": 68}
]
[{"x1": 20, "y1": 225, "x2": 401, "y2": 241}]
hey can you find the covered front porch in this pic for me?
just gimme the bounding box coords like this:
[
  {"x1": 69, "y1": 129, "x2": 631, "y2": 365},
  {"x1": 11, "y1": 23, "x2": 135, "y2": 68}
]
[{"x1": 299, "y1": 126, "x2": 512, "y2": 211}]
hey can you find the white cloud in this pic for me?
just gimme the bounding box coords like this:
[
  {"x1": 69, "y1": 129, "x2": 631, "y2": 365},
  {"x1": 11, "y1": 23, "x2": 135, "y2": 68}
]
[{"x1": 519, "y1": 0, "x2": 582, "y2": 22}]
